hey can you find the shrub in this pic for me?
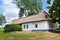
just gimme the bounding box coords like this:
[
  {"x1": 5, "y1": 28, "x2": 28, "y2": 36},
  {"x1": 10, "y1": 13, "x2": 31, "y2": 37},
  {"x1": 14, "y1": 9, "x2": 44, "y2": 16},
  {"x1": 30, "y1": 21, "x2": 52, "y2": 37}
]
[{"x1": 4, "y1": 24, "x2": 22, "y2": 32}]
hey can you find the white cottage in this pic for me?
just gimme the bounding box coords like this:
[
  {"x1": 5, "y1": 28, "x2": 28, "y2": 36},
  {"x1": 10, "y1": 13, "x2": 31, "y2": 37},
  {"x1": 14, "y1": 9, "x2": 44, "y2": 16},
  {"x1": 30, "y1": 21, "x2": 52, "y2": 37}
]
[{"x1": 12, "y1": 11, "x2": 56, "y2": 32}]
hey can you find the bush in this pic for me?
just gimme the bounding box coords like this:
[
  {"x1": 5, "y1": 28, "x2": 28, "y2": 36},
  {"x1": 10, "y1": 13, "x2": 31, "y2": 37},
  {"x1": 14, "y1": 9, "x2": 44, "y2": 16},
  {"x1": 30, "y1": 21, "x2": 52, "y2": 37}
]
[{"x1": 4, "y1": 24, "x2": 22, "y2": 32}]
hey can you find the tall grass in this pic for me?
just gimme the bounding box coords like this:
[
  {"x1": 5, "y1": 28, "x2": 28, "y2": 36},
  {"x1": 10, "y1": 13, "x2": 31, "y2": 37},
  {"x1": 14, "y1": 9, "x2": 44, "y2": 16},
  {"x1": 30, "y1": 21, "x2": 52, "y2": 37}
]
[
  {"x1": 0, "y1": 29, "x2": 60, "y2": 40},
  {"x1": 0, "y1": 29, "x2": 43, "y2": 40}
]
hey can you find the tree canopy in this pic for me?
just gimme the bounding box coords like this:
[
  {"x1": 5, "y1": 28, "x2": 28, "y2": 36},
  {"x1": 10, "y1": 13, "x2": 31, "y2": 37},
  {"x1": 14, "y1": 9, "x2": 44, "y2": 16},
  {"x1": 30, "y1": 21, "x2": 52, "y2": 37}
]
[
  {"x1": 0, "y1": 14, "x2": 6, "y2": 25},
  {"x1": 47, "y1": 0, "x2": 60, "y2": 24},
  {"x1": 14, "y1": 0, "x2": 42, "y2": 17}
]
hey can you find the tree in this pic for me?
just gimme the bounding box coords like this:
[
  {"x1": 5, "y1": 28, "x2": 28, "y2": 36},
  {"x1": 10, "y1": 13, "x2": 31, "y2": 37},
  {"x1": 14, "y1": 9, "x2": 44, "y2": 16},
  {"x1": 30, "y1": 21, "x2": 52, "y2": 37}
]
[
  {"x1": 13, "y1": 0, "x2": 42, "y2": 17},
  {"x1": 47, "y1": 0, "x2": 60, "y2": 24},
  {"x1": 0, "y1": 14, "x2": 6, "y2": 25}
]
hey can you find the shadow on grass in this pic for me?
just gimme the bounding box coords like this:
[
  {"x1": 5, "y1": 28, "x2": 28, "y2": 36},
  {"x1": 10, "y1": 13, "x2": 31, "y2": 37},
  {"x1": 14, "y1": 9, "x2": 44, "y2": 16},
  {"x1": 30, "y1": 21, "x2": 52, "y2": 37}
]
[{"x1": 51, "y1": 30, "x2": 60, "y2": 34}]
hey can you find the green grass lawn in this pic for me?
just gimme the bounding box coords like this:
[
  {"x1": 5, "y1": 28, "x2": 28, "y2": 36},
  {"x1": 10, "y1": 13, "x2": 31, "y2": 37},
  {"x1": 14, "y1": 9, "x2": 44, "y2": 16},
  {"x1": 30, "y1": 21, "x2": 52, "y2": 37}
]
[{"x1": 0, "y1": 29, "x2": 60, "y2": 40}]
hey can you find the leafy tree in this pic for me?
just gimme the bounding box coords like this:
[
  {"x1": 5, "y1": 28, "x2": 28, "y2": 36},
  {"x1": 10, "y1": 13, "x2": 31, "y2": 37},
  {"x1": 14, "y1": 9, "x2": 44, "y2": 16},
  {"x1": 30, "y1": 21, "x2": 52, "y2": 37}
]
[
  {"x1": 13, "y1": 0, "x2": 42, "y2": 17},
  {"x1": 0, "y1": 14, "x2": 6, "y2": 25},
  {"x1": 47, "y1": 0, "x2": 60, "y2": 24}
]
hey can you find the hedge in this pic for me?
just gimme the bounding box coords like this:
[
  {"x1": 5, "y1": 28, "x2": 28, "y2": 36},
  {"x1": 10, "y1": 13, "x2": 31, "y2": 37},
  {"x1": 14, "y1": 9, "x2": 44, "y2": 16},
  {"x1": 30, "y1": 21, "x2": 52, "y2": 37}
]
[{"x1": 4, "y1": 24, "x2": 22, "y2": 32}]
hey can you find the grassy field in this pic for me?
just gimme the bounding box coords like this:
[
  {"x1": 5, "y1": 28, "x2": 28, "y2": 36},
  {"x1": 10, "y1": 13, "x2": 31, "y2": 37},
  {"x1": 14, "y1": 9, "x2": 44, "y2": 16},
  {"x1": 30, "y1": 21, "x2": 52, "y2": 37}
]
[{"x1": 0, "y1": 29, "x2": 60, "y2": 40}]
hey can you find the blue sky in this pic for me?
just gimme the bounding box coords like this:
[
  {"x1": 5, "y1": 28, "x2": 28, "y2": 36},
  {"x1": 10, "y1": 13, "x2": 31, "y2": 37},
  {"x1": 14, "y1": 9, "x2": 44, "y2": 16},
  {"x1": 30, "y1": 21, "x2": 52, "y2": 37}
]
[
  {"x1": 42, "y1": 0, "x2": 53, "y2": 12},
  {"x1": 42, "y1": 0, "x2": 49, "y2": 12},
  {"x1": 0, "y1": 0, "x2": 53, "y2": 26},
  {"x1": 0, "y1": 0, "x2": 3, "y2": 14},
  {"x1": 0, "y1": 0, "x2": 19, "y2": 24}
]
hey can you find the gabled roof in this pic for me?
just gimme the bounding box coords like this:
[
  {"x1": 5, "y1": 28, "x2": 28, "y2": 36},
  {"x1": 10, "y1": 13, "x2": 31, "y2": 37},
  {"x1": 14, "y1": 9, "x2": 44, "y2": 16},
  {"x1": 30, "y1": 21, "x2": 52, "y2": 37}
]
[{"x1": 12, "y1": 11, "x2": 52, "y2": 24}]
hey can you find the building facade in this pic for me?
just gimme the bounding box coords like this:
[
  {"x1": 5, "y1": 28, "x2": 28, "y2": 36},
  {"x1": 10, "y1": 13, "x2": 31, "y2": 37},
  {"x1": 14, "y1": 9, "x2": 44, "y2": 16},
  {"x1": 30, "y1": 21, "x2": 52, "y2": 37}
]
[{"x1": 12, "y1": 11, "x2": 56, "y2": 32}]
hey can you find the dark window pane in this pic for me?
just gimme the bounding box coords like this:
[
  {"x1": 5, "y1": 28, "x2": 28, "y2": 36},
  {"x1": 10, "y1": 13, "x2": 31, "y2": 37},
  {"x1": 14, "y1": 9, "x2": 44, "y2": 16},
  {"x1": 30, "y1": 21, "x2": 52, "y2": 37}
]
[
  {"x1": 27, "y1": 25, "x2": 28, "y2": 29},
  {"x1": 45, "y1": 15, "x2": 48, "y2": 18},
  {"x1": 24, "y1": 25, "x2": 25, "y2": 29},
  {"x1": 35, "y1": 24, "x2": 38, "y2": 28}
]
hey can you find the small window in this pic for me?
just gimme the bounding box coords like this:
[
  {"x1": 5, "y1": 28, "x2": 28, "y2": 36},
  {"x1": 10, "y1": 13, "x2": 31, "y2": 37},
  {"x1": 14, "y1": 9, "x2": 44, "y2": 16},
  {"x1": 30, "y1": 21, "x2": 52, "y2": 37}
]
[
  {"x1": 24, "y1": 25, "x2": 25, "y2": 29},
  {"x1": 45, "y1": 15, "x2": 48, "y2": 18},
  {"x1": 27, "y1": 25, "x2": 28, "y2": 29},
  {"x1": 35, "y1": 24, "x2": 38, "y2": 28}
]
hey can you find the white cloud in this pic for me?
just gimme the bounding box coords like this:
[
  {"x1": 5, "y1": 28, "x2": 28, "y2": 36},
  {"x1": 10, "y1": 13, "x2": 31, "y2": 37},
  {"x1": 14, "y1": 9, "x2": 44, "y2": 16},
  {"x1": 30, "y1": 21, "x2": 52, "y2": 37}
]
[{"x1": 1, "y1": 0, "x2": 19, "y2": 24}]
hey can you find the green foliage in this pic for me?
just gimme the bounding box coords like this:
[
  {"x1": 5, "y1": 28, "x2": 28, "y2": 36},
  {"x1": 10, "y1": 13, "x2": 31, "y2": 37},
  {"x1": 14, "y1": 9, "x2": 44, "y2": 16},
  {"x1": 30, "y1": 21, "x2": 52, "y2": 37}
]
[
  {"x1": 0, "y1": 14, "x2": 6, "y2": 25},
  {"x1": 4, "y1": 24, "x2": 22, "y2": 32},
  {"x1": 56, "y1": 22, "x2": 59, "y2": 28},
  {"x1": 47, "y1": 0, "x2": 51, "y2": 4},
  {"x1": 47, "y1": 0, "x2": 60, "y2": 24},
  {"x1": 14, "y1": 0, "x2": 42, "y2": 17}
]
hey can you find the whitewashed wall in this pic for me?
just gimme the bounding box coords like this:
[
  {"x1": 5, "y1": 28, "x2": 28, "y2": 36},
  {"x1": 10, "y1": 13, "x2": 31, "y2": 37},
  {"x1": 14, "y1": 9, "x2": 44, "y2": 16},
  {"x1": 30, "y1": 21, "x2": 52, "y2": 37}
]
[{"x1": 22, "y1": 21, "x2": 55, "y2": 31}]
